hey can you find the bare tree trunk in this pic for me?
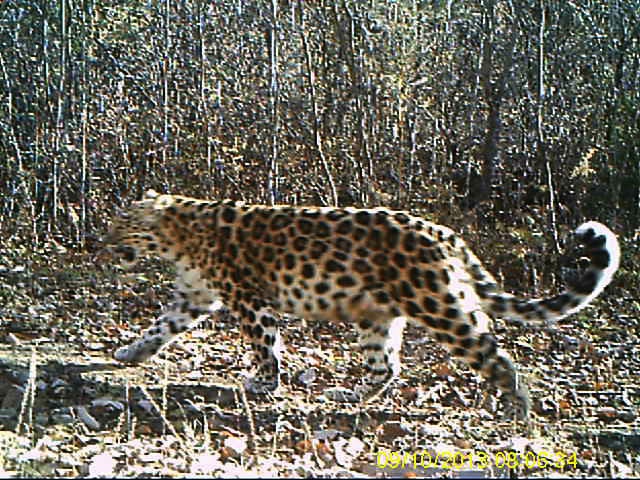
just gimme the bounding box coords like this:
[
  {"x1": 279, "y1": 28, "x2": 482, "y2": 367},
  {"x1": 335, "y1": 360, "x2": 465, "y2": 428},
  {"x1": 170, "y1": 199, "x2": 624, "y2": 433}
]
[
  {"x1": 197, "y1": 0, "x2": 213, "y2": 193},
  {"x1": 267, "y1": 0, "x2": 280, "y2": 206},
  {"x1": 80, "y1": 1, "x2": 89, "y2": 248},
  {"x1": 479, "y1": 0, "x2": 515, "y2": 204},
  {"x1": 342, "y1": 1, "x2": 372, "y2": 205},
  {"x1": 301, "y1": 2, "x2": 338, "y2": 207},
  {"x1": 537, "y1": 0, "x2": 560, "y2": 253},
  {"x1": 53, "y1": 0, "x2": 68, "y2": 235},
  {"x1": 40, "y1": 0, "x2": 51, "y2": 245},
  {"x1": 162, "y1": 0, "x2": 171, "y2": 190},
  {"x1": 479, "y1": 0, "x2": 496, "y2": 202},
  {"x1": 0, "y1": 51, "x2": 22, "y2": 228}
]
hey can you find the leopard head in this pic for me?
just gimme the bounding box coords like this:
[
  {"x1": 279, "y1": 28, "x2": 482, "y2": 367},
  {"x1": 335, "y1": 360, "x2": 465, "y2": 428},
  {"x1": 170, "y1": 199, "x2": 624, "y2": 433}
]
[{"x1": 105, "y1": 189, "x2": 176, "y2": 265}]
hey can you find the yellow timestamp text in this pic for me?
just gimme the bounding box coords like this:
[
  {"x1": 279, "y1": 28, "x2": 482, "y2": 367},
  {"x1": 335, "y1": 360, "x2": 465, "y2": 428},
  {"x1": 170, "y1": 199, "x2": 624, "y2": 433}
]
[{"x1": 376, "y1": 449, "x2": 578, "y2": 470}]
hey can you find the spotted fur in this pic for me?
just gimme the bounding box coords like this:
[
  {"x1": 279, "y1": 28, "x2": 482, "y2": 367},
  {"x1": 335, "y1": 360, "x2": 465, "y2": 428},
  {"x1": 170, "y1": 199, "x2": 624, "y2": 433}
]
[{"x1": 106, "y1": 190, "x2": 620, "y2": 419}]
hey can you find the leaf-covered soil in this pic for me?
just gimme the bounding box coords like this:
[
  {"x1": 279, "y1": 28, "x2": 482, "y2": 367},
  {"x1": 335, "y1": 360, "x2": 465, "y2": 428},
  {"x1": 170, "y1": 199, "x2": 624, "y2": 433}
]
[{"x1": 0, "y1": 248, "x2": 639, "y2": 478}]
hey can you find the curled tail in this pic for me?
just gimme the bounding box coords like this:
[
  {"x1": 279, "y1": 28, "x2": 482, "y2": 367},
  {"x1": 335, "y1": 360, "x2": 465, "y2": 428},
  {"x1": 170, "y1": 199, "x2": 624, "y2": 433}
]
[{"x1": 477, "y1": 222, "x2": 620, "y2": 326}]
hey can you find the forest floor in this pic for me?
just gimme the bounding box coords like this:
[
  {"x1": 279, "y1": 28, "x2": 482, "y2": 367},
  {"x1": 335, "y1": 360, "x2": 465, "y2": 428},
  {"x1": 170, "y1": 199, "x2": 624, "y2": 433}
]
[{"x1": 0, "y1": 248, "x2": 639, "y2": 478}]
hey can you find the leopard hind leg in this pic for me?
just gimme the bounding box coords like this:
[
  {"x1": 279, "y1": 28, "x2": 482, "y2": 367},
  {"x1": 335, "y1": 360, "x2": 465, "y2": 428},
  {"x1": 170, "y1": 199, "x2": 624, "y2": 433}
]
[{"x1": 414, "y1": 308, "x2": 530, "y2": 419}]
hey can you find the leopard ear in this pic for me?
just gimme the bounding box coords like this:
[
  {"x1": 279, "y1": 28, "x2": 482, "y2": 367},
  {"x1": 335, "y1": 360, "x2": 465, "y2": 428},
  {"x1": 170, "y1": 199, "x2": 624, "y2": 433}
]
[{"x1": 144, "y1": 189, "x2": 160, "y2": 200}]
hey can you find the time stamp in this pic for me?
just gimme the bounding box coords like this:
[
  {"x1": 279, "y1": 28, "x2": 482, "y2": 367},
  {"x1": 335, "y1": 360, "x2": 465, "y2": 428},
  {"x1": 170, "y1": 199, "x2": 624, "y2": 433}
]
[{"x1": 377, "y1": 449, "x2": 579, "y2": 471}]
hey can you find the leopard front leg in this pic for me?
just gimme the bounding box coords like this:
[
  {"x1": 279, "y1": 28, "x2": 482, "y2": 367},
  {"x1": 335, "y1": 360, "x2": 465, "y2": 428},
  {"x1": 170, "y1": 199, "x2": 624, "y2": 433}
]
[
  {"x1": 114, "y1": 288, "x2": 224, "y2": 365},
  {"x1": 236, "y1": 299, "x2": 283, "y2": 394}
]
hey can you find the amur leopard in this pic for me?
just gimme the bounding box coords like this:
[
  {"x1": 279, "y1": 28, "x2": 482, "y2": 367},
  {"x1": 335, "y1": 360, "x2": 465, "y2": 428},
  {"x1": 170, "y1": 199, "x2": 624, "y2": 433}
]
[{"x1": 106, "y1": 190, "x2": 620, "y2": 419}]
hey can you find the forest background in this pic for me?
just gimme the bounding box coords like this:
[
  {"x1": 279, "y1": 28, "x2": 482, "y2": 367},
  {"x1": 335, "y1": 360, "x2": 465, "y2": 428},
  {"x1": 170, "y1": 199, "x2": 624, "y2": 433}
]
[{"x1": 2, "y1": 0, "x2": 639, "y2": 251}]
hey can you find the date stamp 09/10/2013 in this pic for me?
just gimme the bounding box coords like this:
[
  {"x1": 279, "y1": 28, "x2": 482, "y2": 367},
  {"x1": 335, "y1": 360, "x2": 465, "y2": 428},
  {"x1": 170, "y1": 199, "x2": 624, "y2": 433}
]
[{"x1": 376, "y1": 449, "x2": 578, "y2": 472}]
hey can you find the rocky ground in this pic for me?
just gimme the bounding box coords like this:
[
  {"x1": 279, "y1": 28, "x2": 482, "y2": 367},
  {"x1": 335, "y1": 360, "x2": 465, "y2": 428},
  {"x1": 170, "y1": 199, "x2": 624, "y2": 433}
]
[{"x1": 0, "y1": 247, "x2": 638, "y2": 477}]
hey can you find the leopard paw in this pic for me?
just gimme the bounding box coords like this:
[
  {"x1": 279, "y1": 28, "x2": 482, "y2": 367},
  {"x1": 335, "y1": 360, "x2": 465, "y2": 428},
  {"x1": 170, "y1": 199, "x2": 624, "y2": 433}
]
[
  {"x1": 243, "y1": 374, "x2": 280, "y2": 394},
  {"x1": 501, "y1": 386, "x2": 531, "y2": 420},
  {"x1": 322, "y1": 387, "x2": 361, "y2": 403},
  {"x1": 114, "y1": 341, "x2": 159, "y2": 364}
]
